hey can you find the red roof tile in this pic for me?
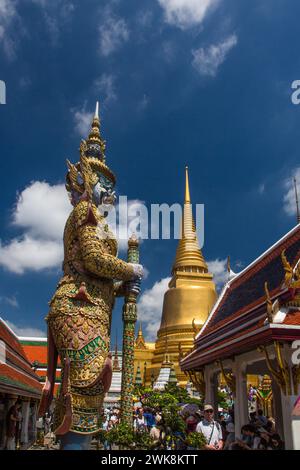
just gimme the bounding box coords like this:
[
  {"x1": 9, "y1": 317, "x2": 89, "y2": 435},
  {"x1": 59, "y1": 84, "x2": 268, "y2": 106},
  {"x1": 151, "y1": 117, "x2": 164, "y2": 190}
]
[
  {"x1": 21, "y1": 342, "x2": 61, "y2": 367},
  {"x1": 0, "y1": 363, "x2": 42, "y2": 397},
  {"x1": 283, "y1": 311, "x2": 300, "y2": 325}
]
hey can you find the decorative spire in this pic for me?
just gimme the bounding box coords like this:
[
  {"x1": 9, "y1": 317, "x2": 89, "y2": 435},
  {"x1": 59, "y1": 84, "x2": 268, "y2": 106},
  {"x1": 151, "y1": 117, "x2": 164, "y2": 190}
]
[
  {"x1": 134, "y1": 363, "x2": 143, "y2": 386},
  {"x1": 294, "y1": 177, "x2": 300, "y2": 224},
  {"x1": 135, "y1": 322, "x2": 146, "y2": 349},
  {"x1": 86, "y1": 101, "x2": 106, "y2": 161},
  {"x1": 172, "y1": 167, "x2": 207, "y2": 273},
  {"x1": 185, "y1": 166, "x2": 191, "y2": 203}
]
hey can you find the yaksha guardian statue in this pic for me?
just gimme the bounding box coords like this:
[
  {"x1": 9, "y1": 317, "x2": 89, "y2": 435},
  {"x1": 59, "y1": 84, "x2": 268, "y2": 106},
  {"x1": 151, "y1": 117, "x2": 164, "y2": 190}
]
[{"x1": 38, "y1": 103, "x2": 143, "y2": 449}]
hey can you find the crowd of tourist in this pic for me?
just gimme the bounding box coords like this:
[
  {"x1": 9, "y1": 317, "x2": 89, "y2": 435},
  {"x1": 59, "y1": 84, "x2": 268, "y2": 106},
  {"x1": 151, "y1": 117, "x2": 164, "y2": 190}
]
[
  {"x1": 4, "y1": 398, "x2": 285, "y2": 450},
  {"x1": 101, "y1": 402, "x2": 285, "y2": 451}
]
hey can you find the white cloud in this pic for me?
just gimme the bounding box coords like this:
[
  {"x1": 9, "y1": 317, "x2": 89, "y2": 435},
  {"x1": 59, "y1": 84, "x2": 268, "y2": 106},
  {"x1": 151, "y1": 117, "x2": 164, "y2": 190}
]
[
  {"x1": 283, "y1": 168, "x2": 300, "y2": 219},
  {"x1": 136, "y1": 10, "x2": 153, "y2": 28},
  {"x1": 4, "y1": 319, "x2": 46, "y2": 337},
  {"x1": 192, "y1": 34, "x2": 237, "y2": 77},
  {"x1": 0, "y1": 236, "x2": 64, "y2": 274},
  {"x1": 72, "y1": 103, "x2": 93, "y2": 137},
  {"x1": 94, "y1": 74, "x2": 117, "y2": 106},
  {"x1": 99, "y1": 12, "x2": 129, "y2": 56},
  {"x1": 0, "y1": 181, "x2": 71, "y2": 274},
  {"x1": 0, "y1": 1, "x2": 75, "y2": 58},
  {"x1": 112, "y1": 198, "x2": 149, "y2": 252},
  {"x1": 0, "y1": 0, "x2": 15, "y2": 20},
  {"x1": 138, "y1": 277, "x2": 171, "y2": 341},
  {"x1": 31, "y1": 0, "x2": 75, "y2": 46},
  {"x1": 0, "y1": 295, "x2": 19, "y2": 308},
  {"x1": 158, "y1": 0, "x2": 220, "y2": 30},
  {"x1": 0, "y1": 180, "x2": 149, "y2": 274},
  {"x1": 207, "y1": 258, "x2": 228, "y2": 289},
  {"x1": 12, "y1": 181, "x2": 70, "y2": 240},
  {"x1": 0, "y1": 0, "x2": 18, "y2": 58}
]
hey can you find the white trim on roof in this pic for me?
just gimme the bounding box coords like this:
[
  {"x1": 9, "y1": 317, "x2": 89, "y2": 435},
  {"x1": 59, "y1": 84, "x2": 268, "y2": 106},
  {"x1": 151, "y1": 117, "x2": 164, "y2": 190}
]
[
  {"x1": 0, "y1": 316, "x2": 22, "y2": 341},
  {"x1": 270, "y1": 323, "x2": 300, "y2": 330},
  {"x1": 198, "y1": 224, "x2": 300, "y2": 338},
  {"x1": 18, "y1": 336, "x2": 47, "y2": 342}
]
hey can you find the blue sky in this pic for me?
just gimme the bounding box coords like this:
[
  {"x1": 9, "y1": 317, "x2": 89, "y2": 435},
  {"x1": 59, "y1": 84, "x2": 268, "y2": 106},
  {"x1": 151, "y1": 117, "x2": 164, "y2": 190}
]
[{"x1": 0, "y1": 0, "x2": 300, "y2": 342}]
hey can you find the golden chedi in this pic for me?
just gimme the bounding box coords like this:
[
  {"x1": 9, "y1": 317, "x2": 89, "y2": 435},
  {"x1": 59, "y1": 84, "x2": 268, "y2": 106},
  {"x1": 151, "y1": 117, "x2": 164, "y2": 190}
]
[{"x1": 148, "y1": 167, "x2": 217, "y2": 385}]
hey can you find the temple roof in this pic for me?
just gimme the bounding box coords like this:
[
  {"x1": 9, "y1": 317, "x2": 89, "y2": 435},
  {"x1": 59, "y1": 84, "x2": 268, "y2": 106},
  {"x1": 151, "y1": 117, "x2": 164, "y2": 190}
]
[
  {"x1": 20, "y1": 337, "x2": 61, "y2": 367},
  {"x1": 181, "y1": 224, "x2": 300, "y2": 369},
  {"x1": 0, "y1": 318, "x2": 42, "y2": 398}
]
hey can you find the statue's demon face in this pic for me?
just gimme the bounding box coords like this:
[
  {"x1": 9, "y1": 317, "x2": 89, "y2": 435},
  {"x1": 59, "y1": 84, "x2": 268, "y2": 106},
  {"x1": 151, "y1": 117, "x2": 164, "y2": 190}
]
[{"x1": 92, "y1": 173, "x2": 116, "y2": 207}]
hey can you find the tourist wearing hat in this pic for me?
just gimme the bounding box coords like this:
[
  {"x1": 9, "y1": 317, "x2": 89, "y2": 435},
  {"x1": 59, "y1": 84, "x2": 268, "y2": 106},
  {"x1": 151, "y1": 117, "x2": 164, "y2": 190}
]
[{"x1": 196, "y1": 405, "x2": 223, "y2": 451}]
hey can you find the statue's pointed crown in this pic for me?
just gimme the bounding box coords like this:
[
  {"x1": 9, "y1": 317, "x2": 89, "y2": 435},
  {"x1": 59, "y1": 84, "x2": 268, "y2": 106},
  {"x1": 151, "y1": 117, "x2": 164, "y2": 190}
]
[{"x1": 66, "y1": 101, "x2": 116, "y2": 196}]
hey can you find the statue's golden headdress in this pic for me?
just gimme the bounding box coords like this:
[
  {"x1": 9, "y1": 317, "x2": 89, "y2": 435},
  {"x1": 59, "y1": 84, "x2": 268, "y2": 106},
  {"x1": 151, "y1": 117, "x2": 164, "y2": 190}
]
[{"x1": 66, "y1": 102, "x2": 116, "y2": 199}]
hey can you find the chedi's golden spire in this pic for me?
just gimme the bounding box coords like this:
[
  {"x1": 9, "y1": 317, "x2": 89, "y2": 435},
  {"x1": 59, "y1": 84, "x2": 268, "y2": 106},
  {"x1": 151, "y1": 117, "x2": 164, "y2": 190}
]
[
  {"x1": 148, "y1": 166, "x2": 216, "y2": 387},
  {"x1": 172, "y1": 166, "x2": 207, "y2": 273}
]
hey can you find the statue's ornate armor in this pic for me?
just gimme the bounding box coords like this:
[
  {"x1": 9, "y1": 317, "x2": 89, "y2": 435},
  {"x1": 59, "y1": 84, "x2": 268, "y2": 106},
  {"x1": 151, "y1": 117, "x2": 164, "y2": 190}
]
[
  {"x1": 39, "y1": 103, "x2": 139, "y2": 439},
  {"x1": 47, "y1": 199, "x2": 133, "y2": 434}
]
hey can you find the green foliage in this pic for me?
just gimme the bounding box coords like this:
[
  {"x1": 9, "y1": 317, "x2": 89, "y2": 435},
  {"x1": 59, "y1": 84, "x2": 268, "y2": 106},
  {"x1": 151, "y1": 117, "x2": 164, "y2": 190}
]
[
  {"x1": 107, "y1": 385, "x2": 205, "y2": 449},
  {"x1": 142, "y1": 391, "x2": 177, "y2": 409},
  {"x1": 159, "y1": 402, "x2": 184, "y2": 434},
  {"x1": 185, "y1": 431, "x2": 207, "y2": 450},
  {"x1": 137, "y1": 386, "x2": 186, "y2": 434},
  {"x1": 217, "y1": 390, "x2": 229, "y2": 409},
  {"x1": 105, "y1": 422, "x2": 153, "y2": 450},
  {"x1": 105, "y1": 422, "x2": 135, "y2": 448},
  {"x1": 164, "y1": 384, "x2": 202, "y2": 406}
]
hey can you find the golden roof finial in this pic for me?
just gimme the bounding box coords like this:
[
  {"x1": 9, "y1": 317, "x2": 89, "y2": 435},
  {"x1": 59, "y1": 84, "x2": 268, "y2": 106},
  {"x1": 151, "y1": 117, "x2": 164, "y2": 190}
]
[
  {"x1": 135, "y1": 321, "x2": 146, "y2": 349},
  {"x1": 138, "y1": 322, "x2": 143, "y2": 337},
  {"x1": 172, "y1": 167, "x2": 208, "y2": 273}
]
